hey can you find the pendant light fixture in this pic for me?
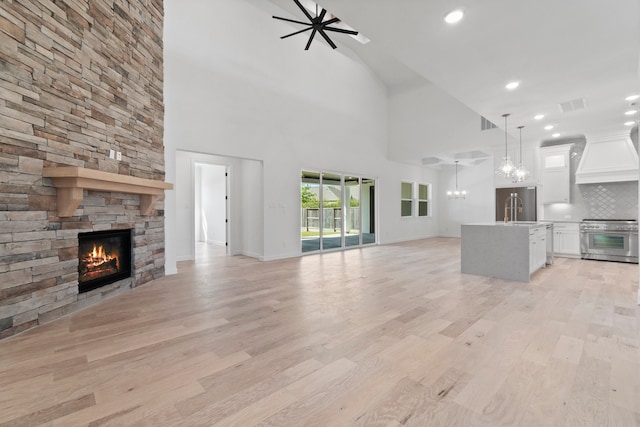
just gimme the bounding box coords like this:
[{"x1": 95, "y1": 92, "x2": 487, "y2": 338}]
[
  {"x1": 447, "y1": 161, "x2": 466, "y2": 199},
  {"x1": 496, "y1": 113, "x2": 514, "y2": 178},
  {"x1": 513, "y1": 125, "x2": 530, "y2": 182}
]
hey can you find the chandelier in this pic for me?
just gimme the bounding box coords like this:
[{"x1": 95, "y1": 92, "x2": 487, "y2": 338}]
[
  {"x1": 447, "y1": 161, "x2": 466, "y2": 199},
  {"x1": 496, "y1": 113, "x2": 514, "y2": 177},
  {"x1": 513, "y1": 125, "x2": 530, "y2": 182}
]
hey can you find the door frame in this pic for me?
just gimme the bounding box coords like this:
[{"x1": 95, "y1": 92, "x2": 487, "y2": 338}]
[{"x1": 191, "y1": 158, "x2": 230, "y2": 258}]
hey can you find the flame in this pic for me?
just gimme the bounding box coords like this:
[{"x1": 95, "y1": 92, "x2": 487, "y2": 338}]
[{"x1": 83, "y1": 244, "x2": 118, "y2": 270}]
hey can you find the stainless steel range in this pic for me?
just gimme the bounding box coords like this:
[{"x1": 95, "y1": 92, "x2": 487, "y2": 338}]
[{"x1": 580, "y1": 219, "x2": 638, "y2": 263}]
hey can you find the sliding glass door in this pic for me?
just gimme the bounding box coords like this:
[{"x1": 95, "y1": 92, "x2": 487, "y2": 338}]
[
  {"x1": 321, "y1": 172, "x2": 343, "y2": 250},
  {"x1": 301, "y1": 171, "x2": 375, "y2": 253},
  {"x1": 344, "y1": 176, "x2": 360, "y2": 248},
  {"x1": 301, "y1": 171, "x2": 321, "y2": 253},
  {"x1": 361, "y1": 178, "x2": 375, "y2": 245}
]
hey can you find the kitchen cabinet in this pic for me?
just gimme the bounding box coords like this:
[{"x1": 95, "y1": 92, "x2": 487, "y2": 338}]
[
  {"x1": 494, "y1": 145, "x2": 539, "y2": 188},
  {"x1": 552, "y1": 222, "x2": 580, "y2": 257},
  {"x1": 541, "y1": 145, "x2": 572, "y2": 204},
  {"x1": 529, "y1": 226, "x2": 547, "y2": 272},
  {"x1": 461, "y1": 222, "x2": 549, "y2": 283}
]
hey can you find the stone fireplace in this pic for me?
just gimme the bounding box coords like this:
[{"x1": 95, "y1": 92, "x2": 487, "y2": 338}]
[
  {"x1": 0, "y1": 0, "x2": 168, "y2": 339},
  {"x1": 78, "y1": 229, "x2": 132, "y2": 294}
]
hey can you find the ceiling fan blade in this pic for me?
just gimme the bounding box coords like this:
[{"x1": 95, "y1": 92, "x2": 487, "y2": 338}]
[
  {"x1": 317, "y1": 8, "x2": 327, "y2": 23},
  {"x1": 323, "y1": 26, "x2": 359, "y2": 36},
  {"x1": 318, "y1": 29, "x2": 337, "y2": 49},
  {"x1": 293, "y1": 0, "x2": 314, "y2": 22},
  {"x1": 281, "y1": 26, "x2": 313, "y2": 39},
  {"x1": 321, "y1": 17, "x2": 340, "y2": 26},
  {"x1": 272, "y1": 15, "x2": 311, "y2": 26},
  {"x1": 305, "y1": 28, "x2": 317, "y2": 50}
]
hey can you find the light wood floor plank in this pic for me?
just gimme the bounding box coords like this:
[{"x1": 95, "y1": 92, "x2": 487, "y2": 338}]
[{"x1": 0, "y1": 238, "x2": 638, "y2": 426}]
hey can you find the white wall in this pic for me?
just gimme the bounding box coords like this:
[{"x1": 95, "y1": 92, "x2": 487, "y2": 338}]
[
  {"x1": 437, "y1": 159, "x2": 496, "y2": 237},
  {"x1": 164, "y1": 0, "x2": 439, "y2": 271},
  {"x1": 239, "y1": 159, "x2": 264, "y2": 259},
  {"x1": 387, "y1": 78, "x2": 504, "y2": 238},
  {"x1": 388, "y1": 80, "x2": 501, "y2": 164}
]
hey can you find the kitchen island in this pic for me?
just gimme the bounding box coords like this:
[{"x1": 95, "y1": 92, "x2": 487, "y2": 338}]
[{"x1": 461, "y1": 222, "x2": 552, "y2": 283}]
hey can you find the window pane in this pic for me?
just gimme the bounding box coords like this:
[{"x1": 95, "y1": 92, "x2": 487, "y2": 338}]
[
  {"x1": 362, "y1": 178, "x2": 375, "y2": 245},
  {"x1": 322, "y1": 172, "x2": 342, "y2": 250},
  {"x1": 418, "y1": 201, "x2": 429, "y2": 217},
  {"x1": 418, "y1": 184, "x2": 429, "y2": 200},
  {"x1": 344, "y1": 176, "x2": 360, "y2": 247},
  {"x1": 401, "y1": 182, "x2": 412, "y2": 199},
  {"x1": 301, "y1": 171, "x2": 321, "y2": 252},
  {"x1": 401, "y1": 200, "x2": 412, "y2": 217}
]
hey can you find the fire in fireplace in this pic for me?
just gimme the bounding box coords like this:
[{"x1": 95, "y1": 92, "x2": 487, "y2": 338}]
[{"x1": 78, "y1": 229, "x2": 132, "y2": 293}]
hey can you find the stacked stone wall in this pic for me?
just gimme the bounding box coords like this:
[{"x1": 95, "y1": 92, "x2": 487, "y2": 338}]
[{"x1": 0, "y1": 0, "x2": 165, "y2": 339}]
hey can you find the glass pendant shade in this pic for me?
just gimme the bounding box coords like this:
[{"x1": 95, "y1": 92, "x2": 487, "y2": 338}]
[
  {"x1": 514, "y1": 163, "x2": 529, "y2": 182},
  {"x1": 447, "y1": 161, "x2": 466, "y2": 199},
  {"x1": 497, "y1": 156, "x2": 514, "y2": 177},
  {"x1": 513, "y1": 125, "x2": 530, "y2": 182},
  {"x1": 496, "y1": 113, "x2": 514, "y2": 178}
]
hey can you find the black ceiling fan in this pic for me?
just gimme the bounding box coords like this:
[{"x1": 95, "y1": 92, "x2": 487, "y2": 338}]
[{"x1": 272, "y1": 0, "x2": 359, "y2": 50}]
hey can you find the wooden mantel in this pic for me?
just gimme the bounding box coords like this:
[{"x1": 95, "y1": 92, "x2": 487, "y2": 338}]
[{"x1": 43, "y1": 167, "x2": 173, "y2": 217}]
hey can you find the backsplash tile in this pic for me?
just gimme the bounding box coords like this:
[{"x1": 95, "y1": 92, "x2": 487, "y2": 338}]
[{"x1": 580, "y1": 182, "x2": 638, "y2": 220}]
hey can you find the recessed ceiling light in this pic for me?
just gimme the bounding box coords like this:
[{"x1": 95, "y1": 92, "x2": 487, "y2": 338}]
[
  {"x1": 552, "y1": 133, "x2": 561, "y2": 138},
  {"x1": 624, "y1": 121, "x2": 636, "y2": 126},
  {"x1": 505, "y1": 81, "x2": 520, "y2": 90},
  {"x1": 625, "y1": 94, "x2": 639, "y2": 101},
  {"x1": 544, "y1": 125, "x2": 554, "y2": 130},
  {"x1": 534, "y1": 114, "x2": 545, "y2": 120},
  {"x1": 444, "y1": 9, "x2": 464, "y2": 24},
  {"x1": 624, "y1": 110, "x2": 637, "y2": 116}
]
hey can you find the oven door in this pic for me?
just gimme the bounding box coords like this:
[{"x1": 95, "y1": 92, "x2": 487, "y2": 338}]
[{"x1": 580, "y1": 230, "x2": 638, "y2": 263}]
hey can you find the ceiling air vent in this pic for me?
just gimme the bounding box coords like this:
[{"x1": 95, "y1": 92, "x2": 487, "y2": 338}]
[
  {"x1": 558, "y1": 97, "x2": 587, "y2": 113},
  {"x1": 481, "y1": 116, "x2": 497, "y2": 131}
]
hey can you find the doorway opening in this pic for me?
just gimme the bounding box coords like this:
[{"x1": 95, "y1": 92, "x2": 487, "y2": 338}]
[{"x1": 194, "y1": 163, "x2": 228, "y2": 259}]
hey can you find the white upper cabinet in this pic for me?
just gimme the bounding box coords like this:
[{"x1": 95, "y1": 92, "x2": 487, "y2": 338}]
[
  {"x1": 494, "y1": 145, "x2": 539, "y2": 188},
  {"x1": 540, "y1": 144, "x2": 572, "y2": 204}
]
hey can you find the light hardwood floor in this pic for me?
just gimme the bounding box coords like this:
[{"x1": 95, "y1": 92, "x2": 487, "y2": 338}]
[{"x1": 1, "y1": 238, "x2": 639, "y2": 426}]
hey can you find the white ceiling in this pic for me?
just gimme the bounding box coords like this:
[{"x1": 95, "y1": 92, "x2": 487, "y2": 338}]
[{"x1": 267, "y1": 0, "x2": 639, "y2": 162}]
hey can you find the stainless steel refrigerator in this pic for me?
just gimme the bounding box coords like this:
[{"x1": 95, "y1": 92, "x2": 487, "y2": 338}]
[{"x1": 495, "y1": 187, "x2": 537, "y2": 222}]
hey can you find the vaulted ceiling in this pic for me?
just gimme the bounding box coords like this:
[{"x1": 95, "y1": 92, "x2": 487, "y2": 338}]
[{"x1": 267, "y1": 0, "x2": 639, "y2": 162}]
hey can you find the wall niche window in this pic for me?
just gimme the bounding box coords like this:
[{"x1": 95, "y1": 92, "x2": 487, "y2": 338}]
[
  {"x1": 400, "y1": 181, "x2": 431, "y2": 217},
  {"x1": 401, "y1": 182, "x2": 413, "y2": 217},
  {"x1": 418, "y1": 183, "x2": 430, "y2": 217},
  {"x1": 301, "y1": 171, "x2": 376, "y2": 253}
]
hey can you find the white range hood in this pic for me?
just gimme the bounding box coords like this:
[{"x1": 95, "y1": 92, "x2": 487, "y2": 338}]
[{"x1": 575, "y1": 131, "x2": 639, "y2": 184}]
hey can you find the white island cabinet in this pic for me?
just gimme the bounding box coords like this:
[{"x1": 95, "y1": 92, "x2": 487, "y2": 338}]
[
  {"x1": 529, "y1": 226, "x2": 547, "y2": 272},
  {"x1": 461, "y1": 222, "x2": 551, "y2": 283}
]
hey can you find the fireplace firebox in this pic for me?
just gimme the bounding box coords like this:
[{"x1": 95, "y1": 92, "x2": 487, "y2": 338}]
[{"x1": 78, "y1": 229, "x2": 132, "y2": 293}]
